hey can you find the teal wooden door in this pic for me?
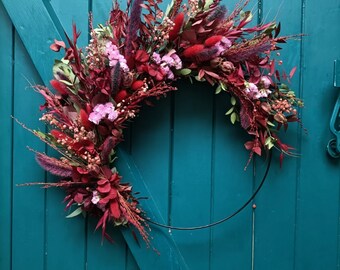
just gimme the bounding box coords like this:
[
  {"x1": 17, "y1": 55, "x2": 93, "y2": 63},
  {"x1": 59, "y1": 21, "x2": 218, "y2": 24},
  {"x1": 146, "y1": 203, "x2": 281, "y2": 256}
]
[{"x1": 1, "y1": 0, "x2": 339, "y2": 269}]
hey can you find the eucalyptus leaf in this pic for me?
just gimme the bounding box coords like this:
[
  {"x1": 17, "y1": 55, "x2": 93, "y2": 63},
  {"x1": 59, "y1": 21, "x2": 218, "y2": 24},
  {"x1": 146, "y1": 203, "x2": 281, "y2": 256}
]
[
  {"x1": 215, "y1": 85, "x2": 222, "y2": 94},
  {"x1": 265, "y1": 137, "x2": 275, "y2": 149},
  {"x1": 240, "y1": 11, "x2": 253, "y2": 22},
  {"x1": 267, "y1": 121, "x2": 276, "y2": 127},
  {"x1": 220, "y1": 82, "x2": 227, "y2": 91},
  {"x1": 164, "y1": 0, "x2": 174, "y2": 18},
  {"x1": 59, "y1": 79, "x2": 73, "y2": 86},
  {"x1": 194, "y1": 76, "x2": 205, "y2": 82},
  {"x1": 179, "y1": 68, "x2": 192, "y2": 76},
  {"x1": 231, "y1": 96, "x2": 236, "y2": 106},
  {"x1": 72, "y1": 102, "x2": 80, "y2": 113},
  {"x1": 53, "y1": 60, "x2": 77, "y2": 85},
  {"x1": 225, "y1": 107, "x2": 234, "y2": 115},
  {"x1": 231, "y1": 112, "x2": 237, "y2": 124},
  {"x1": 111, "y1": 166, "x2": 118, "y2": 174},
  {"x1": 66, "y1": 207, "x2": 83, "y2": 218},
  {"x1": 204, "y1": 0, "x2": 214, "y2": 10},
  {"x1": 34, "y1": 130, "x2": 46, "y2": 139}
]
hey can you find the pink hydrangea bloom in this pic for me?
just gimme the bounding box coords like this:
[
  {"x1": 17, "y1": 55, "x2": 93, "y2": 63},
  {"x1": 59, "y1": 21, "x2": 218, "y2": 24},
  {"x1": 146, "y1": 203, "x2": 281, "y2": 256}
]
[
  {"x1": 221, "y1": 37, "x2": 232, "y2": 48},
  {"x1": 245, "y1": 82, "x2": 272, "y2": 99},
  {"x1": 152, "y1": 52, "x2": 162, "y2": 64},
  {"x1": 261, "y1": 76, "x2": 271, "y2": 88},
  {"x1": 152, "y1": 50, "x2": 182, "y2": 80},
  {"x1": 106, "y1": 41, "x2": 129, "y2": 72},
  {"x1": 245, "y1": 82, "x2": 259, "y2": 99},
  {"x1": 89, "y1": 102, "x2": 118, "y2": 124}
]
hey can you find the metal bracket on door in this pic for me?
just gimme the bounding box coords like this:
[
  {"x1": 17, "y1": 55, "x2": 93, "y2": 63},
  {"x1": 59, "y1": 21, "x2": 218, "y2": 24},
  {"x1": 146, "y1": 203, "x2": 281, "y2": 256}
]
[{"x1": 327, "y1": 60, "x2": 340, "y2": 158}]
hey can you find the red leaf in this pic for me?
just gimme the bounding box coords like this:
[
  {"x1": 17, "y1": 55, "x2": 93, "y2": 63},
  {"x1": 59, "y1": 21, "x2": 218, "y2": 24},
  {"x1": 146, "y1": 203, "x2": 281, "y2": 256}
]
[
  {"x1": 76, "y1": 167, "x2": 89, "y2": 175},
  {"x1": 198, "y1": 69, "x2": 205, "y2": 80},
  {"x1": 50, "y1": 130, "x2": 69, "y2": 140},
  {"x1": 289, "y1": 66, "x2": 297, "y2": 79},
  {"x1": 253, "y1": 146, "x2": 262, "y2": 156},
  {"x1": 97, "y1": 182, "x2": 111, "y2": 193},
  {"x1": 109, "y1": 200, "x2": 121, "y2": 219},
  {"x1": 135, "y1": 50, "x2": 149, "y2": 63},
  {"x1": 279, "y1": 152, "x2": 284, "y2": 168},
  {"x1": 79, "y1": 109, "x2": 93, "y2": 130},
  {"x1": 244, "y1": 141, "x2": 254, "y2": 150},
  {"x1": 192, "y1": 19, "x2": 203, "y2": 26},
  {"x1": 275, "y1": 70, "x2": 281, "y2": 81},
  {"x1": 95, "y1": 210, "x2": 109, "y2": 242},
  {"x1": 74, "y1": 193, "x2": 83, "y2": 204},
  {"x1": 237, "y1": 68, "x2": 244, "y2": 79},
  {"x1": 97, "y1": 179, "x2": 108, "y2": 185},
  {"x1": 50, "y1": 39, "x2": 65, "y2": 52},
  {"x1": 270, "y1": 60, "x2": 275, "y2": 75},
  {"x1": 204, "y1": 70, "x2": 221, "y2": 79},
  {"x1": 181, "y1": 29, "x2": 197, "y2": 43},
  {"x1": 108, "y1": 189, "x2": 118, "y2": 199},
  {"x1": 99, "y1": 189, "x2": 118, "y2": 205}
]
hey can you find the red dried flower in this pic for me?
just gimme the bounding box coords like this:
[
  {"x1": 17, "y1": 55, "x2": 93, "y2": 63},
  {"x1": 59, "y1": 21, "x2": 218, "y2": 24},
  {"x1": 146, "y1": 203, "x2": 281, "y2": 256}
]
[
  {"x1": 182, "y1": 44, "x2": 205, "y2": 58},
  {"x1": 131, "y1": 80, "x2": 144, "y2": 91},
  {"x1": 204, "y1": 35, "x2": 224, "y2": 47},
  {"x1": 169, "y1": 12, "x2": 185, "y2": 41},
  {"x1": 114, "y1": 90, "x2": 129, "y2": 103}
]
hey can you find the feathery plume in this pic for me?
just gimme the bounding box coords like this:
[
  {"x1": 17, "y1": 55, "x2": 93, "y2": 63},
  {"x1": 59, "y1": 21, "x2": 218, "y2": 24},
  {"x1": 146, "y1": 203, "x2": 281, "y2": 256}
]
[
  {"x1": 36, "y1": 153, "x2": 73, "y2": 177},
  {"x1": 125, "y1": 0, "x2": 144, "y2": 65},
  {"x1": 111, "y1": 62, "x2": 122, "y2": 95}
]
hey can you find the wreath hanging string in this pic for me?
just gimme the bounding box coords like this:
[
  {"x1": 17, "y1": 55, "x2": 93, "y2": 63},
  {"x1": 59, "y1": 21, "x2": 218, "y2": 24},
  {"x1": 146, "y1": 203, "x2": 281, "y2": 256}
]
[{"x1": 20, "y1": 0, "x2": 303, "y2": 245}]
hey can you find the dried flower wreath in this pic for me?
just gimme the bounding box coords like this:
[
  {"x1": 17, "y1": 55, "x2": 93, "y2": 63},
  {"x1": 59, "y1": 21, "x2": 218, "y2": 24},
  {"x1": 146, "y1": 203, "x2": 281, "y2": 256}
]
[{"x1": 23, "y1": 0, "x2": 303, "y2": 245}]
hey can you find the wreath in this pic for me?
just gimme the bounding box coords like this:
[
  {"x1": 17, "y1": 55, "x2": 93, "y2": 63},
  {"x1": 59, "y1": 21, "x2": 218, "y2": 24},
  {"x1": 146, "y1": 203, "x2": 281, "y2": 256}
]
[{"x1": 22, "y1": 0, "x2": 303, "y2": 245}]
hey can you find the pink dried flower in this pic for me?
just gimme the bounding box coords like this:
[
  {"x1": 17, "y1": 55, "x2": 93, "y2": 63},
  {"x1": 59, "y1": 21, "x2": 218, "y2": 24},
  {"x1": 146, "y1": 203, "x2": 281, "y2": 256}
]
[
  {"x1": 261, "y1": 76, "x2": 271, "y2": 88},
  {"x1": 106, "y1": 41, "x2": 129, "y2": 72},
  {"x1": 91, "y1": 191, "x2": 100, "y2": 204},
  {"x1": 152, "y1": 52, "x2": 162, "y2": 64},
  {"x1": 245, "y1": 82, "x2": 259, "y2": 99},
  {"x1": 89, "y1": 102, "x2": 119, "y2": 124}
]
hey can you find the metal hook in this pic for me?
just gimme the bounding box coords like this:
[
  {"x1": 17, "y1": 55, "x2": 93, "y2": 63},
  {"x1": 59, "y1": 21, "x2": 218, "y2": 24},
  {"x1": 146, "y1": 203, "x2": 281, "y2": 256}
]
[{"x1": 327, "y1": 60, "x2": 340, "y2": 158}]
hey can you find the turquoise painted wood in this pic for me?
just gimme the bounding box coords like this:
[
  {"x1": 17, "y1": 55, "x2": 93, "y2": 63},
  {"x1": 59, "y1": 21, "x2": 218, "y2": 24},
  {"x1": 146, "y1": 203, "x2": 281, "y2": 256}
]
[{"x1": 1, "y1": 0, "x2": 340, "y2": 269}]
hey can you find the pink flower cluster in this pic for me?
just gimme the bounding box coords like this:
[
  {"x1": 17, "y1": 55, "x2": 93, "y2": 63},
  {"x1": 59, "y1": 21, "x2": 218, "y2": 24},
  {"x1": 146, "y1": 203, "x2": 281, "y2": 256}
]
[
  {"x1": 245, "y1": 76, "x2": 272, "y2": 99},
  {"x1": 214, "y1": 37, "x2": 232, "y2": 56},
  {"x1": 88, "y1": 102, "x2": 119, "y2": 125},
  {"x1": 152, "y1": 50, "x2": 182, "y2": 80},
  {"x1": 106, "y1": 41, "x2": 129, "y2": 72}
]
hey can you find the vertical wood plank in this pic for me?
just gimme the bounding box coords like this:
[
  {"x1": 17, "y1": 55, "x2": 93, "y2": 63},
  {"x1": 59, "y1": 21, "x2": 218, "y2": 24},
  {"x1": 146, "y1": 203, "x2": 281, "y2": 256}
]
[
  {"x1": 170, "y1": 81, "x2": 214, "y2": 270},
  {"x1": 210, "y1": 93, "x2": 254, "y2": 269},
  {"x1": 210, "y1": 1, "x2": 257, "y2": 269},
  {"x1": 0, "y1": 3, "x2": 14, "y2": 270},
  {"x1": 295, "y1": 0, "x2": 340, "y2": 269},
  {"x1": 253, "y1": 1, "x2": 303, "y2": 269},
  {"x1": 11, "y1": 32, "x2": 46, "y2": 270},
  {"x1": 43, "y1": 1, "x2": 88, "y2": 269},
  {"x1": 87, "y1": 2, "x2": 129, "y2": 269}
]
